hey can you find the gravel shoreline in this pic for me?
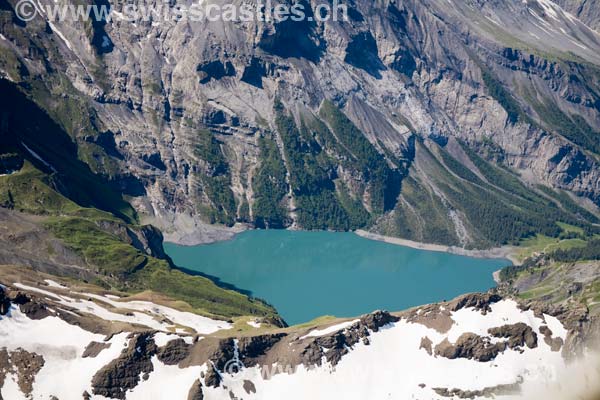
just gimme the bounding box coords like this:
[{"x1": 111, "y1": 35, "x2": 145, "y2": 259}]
[
  {"x1": 153, "y1": 215, "x2": 520, "y2": 269},
  {"x1": 355, "y1": 230, "x2": 518, "y2": 264}
]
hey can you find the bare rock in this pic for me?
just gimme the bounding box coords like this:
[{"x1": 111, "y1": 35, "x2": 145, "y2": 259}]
[
  {"x1": 434, "y1": 334, "x2": 507, "y2": 362},
  {"x1": 488, "y1": 323, "x2": 538, "y2": 350},
  {"x1": 91, "y1": 332, "x2": 157, "y2": 399},
  {"x1": 187, "y1": 379, "x2": 204, "y2": 400},
  {"x1": 448, "y1": 294, "x2": 503, "y2": 314},
  {"x1": 82, "y1": 342, "x2": 111, "y2": 358},
  {"x1": 433, "y1": 381, "x2": 521, "y2": 398},
  {"x1": 420, "y1": 336, "x2": 433, "y2": 355},
  {"x1": 359, "y1": 310, "x2": 399, "y2": 332},
  {"x1": 242, "y1": 380, "x2": 256, "y2": 394},
  {"x1": 0, "y1": 286, "x2": 10, "y2": 315},
  {"x1": 156, "y1": 338, "x2": 191, "y2": 366},
  {"x1": 0, "y1": 347, "x2": 45, "y2": 396},
  {"x1": 204, "y1": 364, "x2": 222, "y2": 388}
]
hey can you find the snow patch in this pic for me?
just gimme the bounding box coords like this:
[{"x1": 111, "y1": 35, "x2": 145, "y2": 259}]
[
  {"x1": 84, "y1": 293, "x2": 231, "y2": 334},
  {"x1": 13, "y1": 283, "x2": 229, "y2": 334},
  {"x1": 20, "y1": 142, "x2": 57, "y2": 173},
  {"x1": 0, "y1": 306, "x2": 131, "y2": 398},
  {"x1": 247, "y1": 320, "x2": 262, "y2": 328},
  {"x1": 44, "y1": 280, "x2": 67, "y2": 289},
  {"x1": 301, "y1": 319, "x2": 360, "y2": 339},
  {"x1": 126, "y1": 356, "x2": 204, "y2": 400}
]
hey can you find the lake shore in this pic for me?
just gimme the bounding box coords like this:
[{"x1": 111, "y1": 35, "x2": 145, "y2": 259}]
[
  {"x1": 492, "y1": 270, "x2": 502, "y2": 284},
  {"x1": 156, "y1": 215, "x2": 520, "y2": 267},
  {"x1": 355, "y1": 230, "x2": 518, "y2": 265},
  {"x1": 166, "y1": 229, "x2": 507, "y2": 324}
]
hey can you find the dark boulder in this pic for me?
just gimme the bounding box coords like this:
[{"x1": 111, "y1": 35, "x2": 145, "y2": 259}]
[
  {"x1": 434, "y1": 333, "x2": 507, "y2": 362},
  {"x1": 157, "y1": 338, "x2": 192, "y2": 366},
  {"x1": 488, "y1": 323, "x2": 538, "y2": 350},
  {"x1": 0, "y1": 286, "x2": 10, "y2": 315},
  {"x1": 187, "y1": 379, "x2": 204, "y2": 400}
]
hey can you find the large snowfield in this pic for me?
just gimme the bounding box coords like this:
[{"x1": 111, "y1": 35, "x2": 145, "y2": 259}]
[{"x1": 2, "y1": 293, "x2": 598, "y2": 400}]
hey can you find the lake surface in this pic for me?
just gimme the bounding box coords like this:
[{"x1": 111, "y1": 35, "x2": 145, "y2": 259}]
[{"x1": 165, "y1": 230, "x2": 509, "y2": 325}]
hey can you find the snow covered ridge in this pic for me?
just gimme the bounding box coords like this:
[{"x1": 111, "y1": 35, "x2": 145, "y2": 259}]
[
  {"x1": 11, "y1": 282, "x2": 231, "y2": 335},
  {"x1": 0, "y1": 283, "x2": 599, "y2": 400}
]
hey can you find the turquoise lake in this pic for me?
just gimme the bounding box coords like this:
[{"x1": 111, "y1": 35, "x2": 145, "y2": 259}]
[{"x1": 164, "y1": 230, "x2": 510, "y2": 325}]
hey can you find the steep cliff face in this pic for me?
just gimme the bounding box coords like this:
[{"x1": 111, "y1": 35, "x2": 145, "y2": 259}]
[
  {"x1": 1, "y1": 0, "x2": 600, "y2": 247},
  {"x1": 551, "y1": 0, "x2": 600, "y2": 31}
]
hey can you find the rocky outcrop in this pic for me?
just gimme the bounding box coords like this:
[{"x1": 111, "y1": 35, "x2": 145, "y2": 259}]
[
  {"x1": 91, "y1": 333, "x2": 158, "y2": 399},
  {"x1": 539, "y1": 325, "x2": 564, "y2": 352},
  {"x1": 203, "y1": 365, "x2": 222, "y2": 389},
  {"x1": 7, "y1": 290, "x2": 50, "y2": 320},
  {"x1": 420, "y1": 336, "x2": 433, "y2": 355},
  {"x1": 0, "y1": 348, "x2": 45, "y2": 397},
  {"x1": 359, "y1": 310, "x2": 400, "y2": 332},
  {"x1": 187, "y1": 379, "x2": 204, "y2": 400},
  {"x1": 237, "y1": 333, "x2": 287, "y2": 366},
  {"x1": 242, "y1": 380, "x2": 256, "y2": 395},
  {"x1": 156, "y1": 338, "x2": 192, "y2": 366},
  {"x1": 83, "y1": 342, "x2": 112, "y2": 358},
  {"x1": 448, "y1": 294, "x2": 503, "y2": 314},
  {"x1": 433, "y1": 382, "x2": 521, "y2": 399},
  {"x1": 515, "y1": 300, "x2": 598, "y2": 359},
  {"x1": 488, "y1": 323, "x2": 538, "y2": 350},
  {"x1": 434, "y1": 334, "x2": 508, "y2": 362},
  {"x1": 0, "y1": 287, "x2": 10, "y2": 315}
]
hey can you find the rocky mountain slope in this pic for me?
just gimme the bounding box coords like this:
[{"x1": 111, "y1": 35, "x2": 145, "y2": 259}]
[
  {"x1": 0, "y1": 268, "x2": 598, "y2": 400},
  {"x1": 1, "y1": 0, "x2": 600, "y2": 248},
  {"x1": 552, "y1": 0, "x2": 600, "y2": 31},
  {"x1": 2, "y1": 1, "x2": 600, "y2": 398}
]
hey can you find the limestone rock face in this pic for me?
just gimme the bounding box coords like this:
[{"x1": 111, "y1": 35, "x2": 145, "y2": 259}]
[
  {"x1": 551, "y1": 0, "x2": 600, "y2": 31},
  {"x1": 1, "y1": 0, "x2": 599, "y2": 245}
]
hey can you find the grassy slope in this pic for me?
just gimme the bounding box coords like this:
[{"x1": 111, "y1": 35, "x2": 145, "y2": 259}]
[
  {"x1": 0, "y1": 162, "x2": 278, "y2": 319},
  {"x1": 500, "y1": 223, "x2": 600, "y2": 313},
  {"x1": 0, "y1": 81, "x2": 279, "y2": 320},
  {"x1": 3, "y1": 168, "x2": 278, "y2": 318}
]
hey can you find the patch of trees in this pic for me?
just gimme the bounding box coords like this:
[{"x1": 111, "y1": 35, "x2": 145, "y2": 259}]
[
  {"x1": 195, "y1": 129, "x2": 236, "y2": 226},
  {"x1": 252, "y1": 136, "x2": 290, "y2": 229},
  {"x1": 550, "y1": 239, "x2": 600, "y2": 262},
  {"x1": 318, "y1": 100, "x2": 402, "y2": 213},
  {"x1": 275, "y1": 101, "x2": 369, "y2": 230}
]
